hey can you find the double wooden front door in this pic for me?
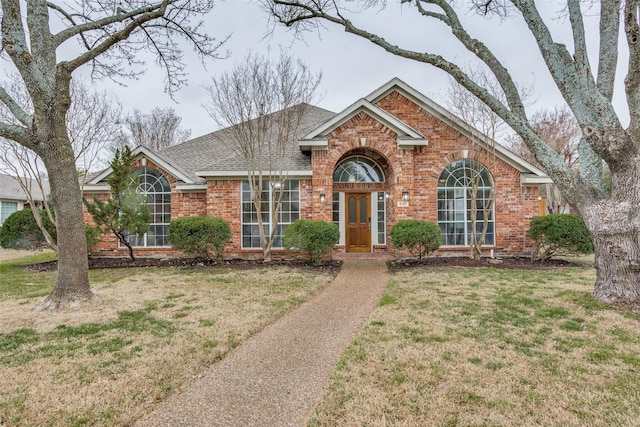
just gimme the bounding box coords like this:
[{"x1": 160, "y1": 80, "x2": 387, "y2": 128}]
[{"x1": 346, "y1": 193, "x2": 371, "y2": 252}]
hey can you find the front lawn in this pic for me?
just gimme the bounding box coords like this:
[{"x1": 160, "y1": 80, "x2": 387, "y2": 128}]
[
  {"x1": 0, "y1": 254, "x2": 336, "y2": 426},
  {"x1": 310, "y1": 266, "x2": 640, "y2": 426}
]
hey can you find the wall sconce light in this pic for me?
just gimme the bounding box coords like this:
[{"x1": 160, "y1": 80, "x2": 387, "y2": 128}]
[
  {"x1": 402, "y1": 191, "x2": 410, "y2": 202},
  {"x1": 319, "y1": 193, "x2": 326, "y2": 203},
  {"x1": 385, "y1": 192, "x2": 390, "y2": 200}
]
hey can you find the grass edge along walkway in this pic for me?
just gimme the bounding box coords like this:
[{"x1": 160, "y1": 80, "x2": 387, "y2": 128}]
[{"x1": 135, "y1": 259, "x2": 390, "y2": 427}]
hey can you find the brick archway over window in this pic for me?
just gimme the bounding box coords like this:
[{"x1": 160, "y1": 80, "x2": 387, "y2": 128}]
[{"x1": 333, "y1": 147, "x2": 394, "y2": 188}]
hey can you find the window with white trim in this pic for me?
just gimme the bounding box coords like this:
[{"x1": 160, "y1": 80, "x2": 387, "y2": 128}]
[
  {"x1": 125, "y1": 167, "x2": 171, "y2": 247},
  {"x1": 0, "y1": 201, "x2": 18, "y2": 225},
  {"x1": 241, "y1": 180, "x2": 299, "y2": 249},
  {"x1": 333, "y1": 156, "x2": 385, "y2": 183},
  {"x1": 437, "y1": 160, "x2": 494, "y2": 246},
  {"x1": 377, "y1": 192, "x2": 386, "y2": 245}
]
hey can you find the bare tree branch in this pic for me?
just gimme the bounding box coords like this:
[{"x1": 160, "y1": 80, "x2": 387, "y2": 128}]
[
  {"x1": 269, "y1": 0, "x2": 579, "y2": 200},
  {"x1": 596, "y1": 0, "x2": 621, "y2": 100},
  {"x1": 204, "y1": 51, "x2": 321, "y2": 261},
  {"x1": 567, "y1": 0, "x2": 594, "y2": 88},
  {"x1": 625, "y1": 0, "x2": 640, "y2": 137},
  {"x1": 1, "y1": 0, "x2": 54, "y2": 100},
  {"x1": 0, "y1": 86, "x2": 32, "y2": 127}
]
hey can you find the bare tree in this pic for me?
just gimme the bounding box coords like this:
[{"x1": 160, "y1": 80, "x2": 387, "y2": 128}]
[
  {"x1": 112, "y1": 107, "x2": 191, "y2": 152},
  {"x1": 68, "y1": 81, "x2": 123, "y2": 181},
  {"x1": 446, "y1": 65, "x2": 510, "y2": 143},
  {"x1": 0, "y1": 77, "x2": 122, "y2": 251},
  {"x1": 509, "y1": 106, "x2": 581, "y2": 214},
  {"x1": 445, "y1": 66, "x2": 504, "y2": 260},
  {"x1": 0, "y1": 0, "x2": 224, "y2": 310},
  {"x1": 268, "y1": 0, "x2": 640, "y2": 306},
  {"x1": 204, "y1": 52, "x2": 321, "y2": 262}
]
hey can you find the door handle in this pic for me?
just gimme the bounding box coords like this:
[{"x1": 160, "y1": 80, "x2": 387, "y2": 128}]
[{"x1": 368, "y1": 217, "x2": 371, "y2": 230}]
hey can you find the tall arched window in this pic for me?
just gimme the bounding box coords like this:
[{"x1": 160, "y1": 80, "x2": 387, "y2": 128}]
[
  {"x1": 333, "y1": 156, "x2": 385, "y2": 183},
  {"x1": 126, "y1": 167, "x2": 171, "y2": 247},
  {"x1": 437, "y1": 160, "x2": 494, "y2": 246}
]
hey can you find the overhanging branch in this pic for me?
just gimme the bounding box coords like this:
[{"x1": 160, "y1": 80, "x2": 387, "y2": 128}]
[{"x1": 0, "y1": 86, "x2": 33, "y2": 127}]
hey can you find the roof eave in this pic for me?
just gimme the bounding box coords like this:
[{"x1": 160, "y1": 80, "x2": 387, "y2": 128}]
[
  {"x1": 195, "y1": 170, "x2": 313, "y2": 179},
  {"x1": 86, "y1": 146, "x2": 194, "y2": 185},
  {"x1": 175, "y1": 183, "x2": 208, "y2": 192},
  {"x1": 299, "y1": 138, "x2": 329, "y2": 151},
  {"x1": 397, "y1": 137, "x2": 428, "y2": 149},
  {"x1": 298, "y1": 99, "x2": 426, "y2": 151},
  {"x1": 520, "y1": 174, "x2": 554, "y2": 186},
  {"x1": 82, "y1": 184, "x2": 110, "y2": 193}
]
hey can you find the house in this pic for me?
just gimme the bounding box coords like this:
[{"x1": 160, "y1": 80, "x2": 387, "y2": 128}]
[
  {"x1": 83, "y1": 78, "x2": 551, "y2": 258},
  {"x1": 0, "y1": 173, "x2": 50, "y2": 225}
]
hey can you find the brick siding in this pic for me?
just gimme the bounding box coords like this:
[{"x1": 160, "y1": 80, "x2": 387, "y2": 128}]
[{"x1": 84, "y1": 90, "x2": 539, "y2": 258}]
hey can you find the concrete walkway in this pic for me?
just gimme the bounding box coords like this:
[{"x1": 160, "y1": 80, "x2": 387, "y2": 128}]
[{"x1": 135, "y1": 259, "x2": 390, "y2": 427}]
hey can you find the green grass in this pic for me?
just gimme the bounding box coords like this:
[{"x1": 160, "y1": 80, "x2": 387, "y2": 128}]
[
  {"x1": 0, "y1": 252, "x2": 57, "y2": 301},
  {"x1": 0, "y1": 255, "x2": 337, "y2": 426},
  {"x1": 310, "y1": 266, "x2": 640, "y2": 427},
  {"x1": 1, "y1": 308, "x2": 175, "y2": 367}
]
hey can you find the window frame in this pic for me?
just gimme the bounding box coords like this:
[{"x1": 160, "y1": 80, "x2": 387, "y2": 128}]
[
  {"x1": 437, "y1": 160, "x2": 495, "y2": 247},
  {"x1": 241, "y1": 179, "x2": 300, "y2": 250},
  {"x1": 333, "y1": 156, "x2": 385, "y2": 183},
  {"x1": 0, "y1": 201, "x2": 19, "y2": 225},
  {"x1": 123, "y1": 166, "x2": 171, "y2": 248}
]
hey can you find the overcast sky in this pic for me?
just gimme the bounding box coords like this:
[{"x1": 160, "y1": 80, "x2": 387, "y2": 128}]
[{"x1": 77, "y1": 0, "x2": 629, "y2": 140}]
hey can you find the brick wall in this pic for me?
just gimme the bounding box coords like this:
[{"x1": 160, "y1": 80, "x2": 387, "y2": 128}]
[
  {"x1": 85, "y1": 89, "x2": 540, "y2": 259},
  {"x1": 308, "y1": 90, "x2": 538, "y2": 257}
]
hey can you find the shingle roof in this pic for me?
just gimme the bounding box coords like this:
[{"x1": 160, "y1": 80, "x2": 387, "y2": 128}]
[
  {"x1": 0, "y1": 173, "x2": 49, "y2": 202},
  {"x1": 160, "y1": 104, "x2": 336, "y2": 181}
]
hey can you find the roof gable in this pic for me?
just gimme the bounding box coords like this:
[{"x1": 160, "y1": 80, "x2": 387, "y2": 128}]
[
  {"x1": 365, "y1": 78, "x2": 550, "y2": 182},
  {"x1": 84, "y1": 146, "x2": 195, "y2": 192},
  {"x1": 299, "y1": 99, "x2": 427, "y2": 151}
]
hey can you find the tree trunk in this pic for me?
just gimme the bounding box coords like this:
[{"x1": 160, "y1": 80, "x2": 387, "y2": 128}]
[
  {"x1": 581, "y1": 201, "x2": 640, "y2": 306},
  {"x1": 36, "y1": 132, "x2": 93, "y2": 310}
]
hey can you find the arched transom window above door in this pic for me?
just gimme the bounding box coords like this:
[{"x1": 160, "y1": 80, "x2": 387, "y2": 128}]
[{"x1": 333, "y1": 156, "x2": 385, "y2": 183}]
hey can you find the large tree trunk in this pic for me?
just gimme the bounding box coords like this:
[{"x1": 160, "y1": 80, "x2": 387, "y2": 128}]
[
  {"x1": 36, "y1": 118, "x2": 93, "y2": 310},
  {"x1": 581, "y1": 199, "x2": 640, "y2": 306}
]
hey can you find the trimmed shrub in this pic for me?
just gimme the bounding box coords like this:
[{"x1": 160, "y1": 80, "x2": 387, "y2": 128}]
[
  {"x1": 390, "y1": 220, "x2": 441, "y2": 261},
  {"x1": 283, "y1": 219, "x2": 340, "y2": 263},
  {"x1": 528, "y1": 214, "x2": 594, "y2": 260},
  {"x1": 0, "y1": 209, "x2": 56, "y2": 249},
  {"x1": 168, "y1": 216, "x2": 231, "y2": 260}
]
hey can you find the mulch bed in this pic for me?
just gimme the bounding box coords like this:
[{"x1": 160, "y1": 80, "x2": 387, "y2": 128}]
[
  {"x1": 23, "y1": 255, "x2": 590, "y2": 275},
  {"x1": 386, "y1": 256, "x2": 590, "y2": 273},
  {"x1": 24, "y1": 256, "x2": 344, "y2": 275}
]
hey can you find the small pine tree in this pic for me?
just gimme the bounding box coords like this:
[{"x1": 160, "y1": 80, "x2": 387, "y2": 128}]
[{"x1": 83, "y1": 147, "x2": 152, "y2": 260}]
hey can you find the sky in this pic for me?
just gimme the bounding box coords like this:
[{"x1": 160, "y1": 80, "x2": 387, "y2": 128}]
[{"x1": 74, "y1": 0, "x2": 628, "y2": 140}]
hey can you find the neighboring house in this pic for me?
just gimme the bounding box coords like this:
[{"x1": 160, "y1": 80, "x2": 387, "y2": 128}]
[
  {"x1": 83, "y1": 78, "x2": 552, "y2": 258},
  {"x1": 0, "y1": 173, "x2": 50, "y2": 225}
]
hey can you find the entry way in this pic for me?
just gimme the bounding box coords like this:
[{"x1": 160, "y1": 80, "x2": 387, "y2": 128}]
[{"x1": 346, "y1": 193, "x2": 371, "y2": 252}]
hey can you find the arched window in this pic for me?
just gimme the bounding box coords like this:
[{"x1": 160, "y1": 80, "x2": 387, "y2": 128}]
[
  {"x1": 126, "y1": 167, "x2": 171, "y2": 247},
  {"x1": 333, "y1": 156, "x2": 384, "y2": 183},
  {"x1": 437, "y1": 160, "x2": 494, "y2": 246}
]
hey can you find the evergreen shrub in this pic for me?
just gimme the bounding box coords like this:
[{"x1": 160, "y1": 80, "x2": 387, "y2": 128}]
[
  {"x1": 0, "y1": 209, "x2": 56, "y2": 249},
  {"x1": 168, "y1": 216, "x2": 231, "y2": 260},
  {"x1": 390, "y1": 219, "x2": 441, "y2": 260},
  {"x1": 528, "y1": 214, "x2": 594, "y2": 260},
  {"x1": 283, "y1": 219, "x2": 339, "y2": 263}
]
